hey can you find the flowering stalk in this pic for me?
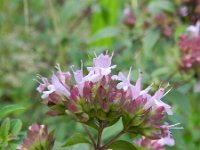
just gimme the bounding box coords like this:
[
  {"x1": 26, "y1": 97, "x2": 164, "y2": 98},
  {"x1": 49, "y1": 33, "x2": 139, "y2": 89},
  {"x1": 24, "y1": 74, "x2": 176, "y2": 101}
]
[{"x1": 35, "y1": 52, "x2": 178, "y2": 150}]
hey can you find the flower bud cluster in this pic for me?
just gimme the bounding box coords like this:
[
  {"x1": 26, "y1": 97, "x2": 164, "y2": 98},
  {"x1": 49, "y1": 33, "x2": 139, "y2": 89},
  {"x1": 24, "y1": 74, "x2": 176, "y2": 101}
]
[
  {"x1": 178, "y1": 21, "x2": 200, "y2": 71},
  {"x1": 179, "y1": 0, "x2": 200, "y2": 23},
  {"x1": 36, "y1": 52, "x2": 175, "y2": 147},
  {"x1": 17, "y1": 123, "x2": 54, "y2": 150},
  {"x1": 123, "y1": 5, "x2": 136, "y2": 28},
  {"x1": 154, "y1": 12, "x2": 173, "y2": 37}
]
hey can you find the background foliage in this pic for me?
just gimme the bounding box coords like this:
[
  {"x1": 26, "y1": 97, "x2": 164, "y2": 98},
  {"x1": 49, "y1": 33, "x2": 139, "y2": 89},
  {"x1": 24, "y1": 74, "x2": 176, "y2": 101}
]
[{"x1": 0, "y1": 0, "x2": 199, "y2": 149}]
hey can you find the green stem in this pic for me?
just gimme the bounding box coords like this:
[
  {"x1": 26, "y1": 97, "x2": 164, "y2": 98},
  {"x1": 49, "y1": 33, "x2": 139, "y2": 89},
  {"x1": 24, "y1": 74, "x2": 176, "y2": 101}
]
[
  {"x1": 47, "y1": 0, "x2": 59, "y2": 33},
  {"x1": 97, "y1": 123, "x2": 104, "y2": 149},
  {"x1": 23, "y1": 0, "x2": 29, "y2": 32},
  {"x1": 82, "y1": 124, "x2": 96, "y2": 149},
  {"x1": 100, "y1": 130, "x2": 125, "y2": 150}
]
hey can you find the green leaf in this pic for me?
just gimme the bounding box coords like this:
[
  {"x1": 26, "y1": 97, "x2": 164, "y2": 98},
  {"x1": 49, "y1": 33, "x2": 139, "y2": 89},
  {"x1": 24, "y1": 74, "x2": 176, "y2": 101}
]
[
  {"x1": 102, "y1": 118, "x2": 123, "y2": 141},
  {"x1": 62, "y1": 133, "x2": 90, "y2": 147},
  {"x1": 0, "y1": 118, "x2": 10, "y2": 141},
  {"x1": 10, "y1": 119, "x2": 22, "y2": 135},
  {"x1": 148, "y1": 0, "x2": 175, "y2": 15},
  {"x1": 8, "y1": 143, "x2": 19, "y2": 150},
  {"x1": 54, "y1": 142, "x2": 89, "y2": 150},
  {"x1": 0, "y1": 105, "x2": 24, "y2": 119},
  {"x1": 142, "y1": 28, "x2": 160, "y2": 56},
  {"x1": 88, "y1": 26, "x2": 119, "y2": 43},
  {"x1": 108, "y1": 140, "x2": 138, "y2": 150},
  {"x1": 50, "y1": 104, "x2": 66, "y2": 115},
  {"x1": 163, "y1": 90, "x2": 191, "y2": 115}
]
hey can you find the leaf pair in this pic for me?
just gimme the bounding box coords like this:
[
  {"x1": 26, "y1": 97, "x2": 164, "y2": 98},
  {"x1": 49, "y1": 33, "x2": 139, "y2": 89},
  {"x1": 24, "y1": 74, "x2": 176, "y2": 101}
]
[{"x1": 62, "y1": 133, "x2": 137, "y2": 150}]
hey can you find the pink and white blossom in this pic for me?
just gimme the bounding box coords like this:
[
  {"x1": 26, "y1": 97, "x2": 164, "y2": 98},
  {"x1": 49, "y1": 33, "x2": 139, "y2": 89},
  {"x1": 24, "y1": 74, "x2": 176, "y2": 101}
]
[
  {"x1": 112, "y1": 67, "x2": 132, "y2": 91},
  {"x1": 186, "y1": 21, "x2": 200, "y2": 37},
  {"x1": 36, "y1": 76, "x2": 49, "y2": 93},
  {"x1": 145, "y1": 88, "x2": 173, "y2": 115},
  {"x1": 87, "y1": 53, "x2": 116, "y2": 78},
  {"x1": 36, "y1": 52, "x2": 177, "y2": 149}
]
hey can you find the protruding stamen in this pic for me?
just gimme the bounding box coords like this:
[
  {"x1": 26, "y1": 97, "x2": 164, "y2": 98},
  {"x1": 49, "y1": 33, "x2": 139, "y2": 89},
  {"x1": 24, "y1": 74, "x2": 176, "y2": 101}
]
[
  {"x1": 94, "y1": 51, "x2": 97, "y2": 57},
  {"x1": 163, "y1": 88, "x2": 172, "y2": 97},
  {"x1": 168, "y1": 123, "x2": 181, "y2": 127},
  {"x1": 106, "y1": 50, "x2": 108, "y2": 55},
  {"x1": 170, "y1": 127, "x2": 184, "y2": 130},
  {"x1": 127, "y1": 66, "x2": 132, "y2": 81},
  {"x1": 33, "y1": 78, "x2": 40, "y2": 83},
  {"x1": 111, "y1": 52, "x2": 114, "y2": 59},
  {"x1": 81, "y1": 60, "x2": 83, "y2": 73},
  {"x1": 70, "y1": 65, "x2": 75, "y2": 72},
  {"x1": 55, "y1": 63, "x2": 61, "y2": 72},
  {"x1": 168, "y1": 123, "x2": 183, "y2": 130}
]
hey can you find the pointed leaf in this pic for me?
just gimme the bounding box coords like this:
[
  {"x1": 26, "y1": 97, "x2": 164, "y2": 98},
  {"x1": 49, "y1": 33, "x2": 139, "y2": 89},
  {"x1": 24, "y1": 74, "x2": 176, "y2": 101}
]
[
  {"x1": 108, "y1": 140, "x2": 137, "y2": 150},
  {"x1": 102, "y1": 118, "x2": 123, "y2": 141},
  {"x1": 10, "y1": 119, "x2": 22, "y2": 135},
  {"x1": 62, "y1": 133, "x2": 90, "y2": 147},
  {"x1": 148, "y1": 0, "x2": 175, "y2": 15},
  {"x1": 142, "y1": 28, "x2": 160, "y2": 56},
  {"x1": 0, "y1": 118, "x2": 10, "y2": 141},
  {"x1": 88, "y1": 26, "x2": 119, "y2": 43},
  {"x1": 0, "y1": 105, "x2": 24, "y2": 119}
]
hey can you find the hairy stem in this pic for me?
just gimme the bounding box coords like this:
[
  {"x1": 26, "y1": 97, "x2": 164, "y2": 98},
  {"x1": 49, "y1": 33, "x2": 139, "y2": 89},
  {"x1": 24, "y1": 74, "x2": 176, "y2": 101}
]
[
  {"x1": 97, "y1": 123, "x2": 104, "y2": 149},
  {"x1": 82, "y1": 124, "x2": 96, "y2": 149}
]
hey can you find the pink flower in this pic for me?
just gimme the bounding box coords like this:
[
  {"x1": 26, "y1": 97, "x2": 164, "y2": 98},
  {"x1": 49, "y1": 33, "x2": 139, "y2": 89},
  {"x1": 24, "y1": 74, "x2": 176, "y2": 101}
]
[
  {"x1": 36, "y1": 51, "x2": 177, "y2": 146},
  {"x1": 41, "y1": 85, "x2": 56, "y2": 99},
  {"x1": 130, "y1": 71, "x2": 142, "y2": 99},
  {"x1": 112, "y1": 67, "x2": 132, "y2": 91},
  {"x1": 157, "y1": 136, "x2": 174, "y2": 146},
  {"x1": 71, "y1": 61, "x2": 102, "y2": 96},
  {"x1": 51, "y1": 73, "x2": 70, "y2": 97},
  {"x1": 134, "y1": 122, "x2": 178, "y2": 150},
  {"x1": 145, "y1": 88, "x2": 173, "y2": 115},
  {"x1": 112, "y1": 69, "x2": 150, "y2": 99},
  {"x1": 55, "y1": 64, "x2": 71, "y2": 84},
  {"x1": 178, "y1": 33, "x2": 200, "y2": 71},
  {"x1": 87, "y1": 53, "x2": 116, "y2": 78},
  {"x1": 112, "y1": 68, "x2": 172, "y2": 115},
  {"x1": 158, "y1": 123, "x2": 176, "y2": 146},
  {"x1": 40, "y1": 65, "x2": 71, "y2": 99},
  {"x1": 36, "y1": 76, "x2": 49, "y2": 93},
  {"x1": 187, "y1": 21, "x2": 200, "y2": 37}
]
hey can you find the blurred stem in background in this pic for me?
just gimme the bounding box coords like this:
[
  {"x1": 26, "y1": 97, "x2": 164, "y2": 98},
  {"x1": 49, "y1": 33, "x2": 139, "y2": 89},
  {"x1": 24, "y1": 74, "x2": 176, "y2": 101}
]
[{"x1": 23, "y1": 0, "x2": 29, "y2": 32}]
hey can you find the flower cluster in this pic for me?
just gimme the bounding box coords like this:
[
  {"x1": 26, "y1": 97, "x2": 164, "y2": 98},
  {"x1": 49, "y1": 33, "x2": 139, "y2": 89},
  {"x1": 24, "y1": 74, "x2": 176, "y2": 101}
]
[
  {"x1": 178, "y1": 21, "x2": 200, "y2": 71},
  {"x1": 154, "y1": 12, "x2": 173, "y2": 37},
  {"x1": 36, "y1": 52, "x2": 175, "y2": 149},
  {"x1": 134, "y1": 122, "x2": 182, "y2": 150},
  {"x1": 16, "y1": 123, "x2": 54, "y2": 150},
  {"x1": 179, "y1": 0, "x2": 200, "y2": 23}
]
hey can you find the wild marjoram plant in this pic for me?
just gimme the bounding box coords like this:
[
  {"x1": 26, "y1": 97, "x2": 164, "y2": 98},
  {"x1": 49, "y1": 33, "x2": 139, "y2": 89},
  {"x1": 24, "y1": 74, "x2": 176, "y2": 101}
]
[{"x1": 18, "y1": 52, "x2": 182, "y2": 150}]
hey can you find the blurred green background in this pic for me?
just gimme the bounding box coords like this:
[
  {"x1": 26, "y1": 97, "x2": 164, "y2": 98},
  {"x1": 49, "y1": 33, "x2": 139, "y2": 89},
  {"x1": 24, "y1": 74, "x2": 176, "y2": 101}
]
[{"x1": 0, "y1": 0, "x2": 200, "y2": 149}]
